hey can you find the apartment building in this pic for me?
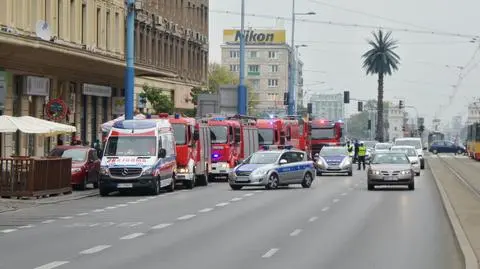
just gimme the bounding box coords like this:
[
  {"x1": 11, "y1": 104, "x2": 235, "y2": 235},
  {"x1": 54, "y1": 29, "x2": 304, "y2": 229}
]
[{"x1": 309, "y1": 93, "x2": 345, "y2": 121}]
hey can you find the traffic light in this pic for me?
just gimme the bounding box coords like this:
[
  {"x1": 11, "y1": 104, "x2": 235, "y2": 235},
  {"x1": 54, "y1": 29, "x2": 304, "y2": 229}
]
[
  {"x1": 358, "y1": 101, "x2": 363, "y2": 112},
  {"x1": 399, "y1": 100, "x2": 404, "y2": 109},
  {"x1": 284, "y1": 92, "x2": 288, "y2": 105},
  {"x1": 367, "y1": 119, "x2": 371, "y2": 130},
  {"x1": 307, "y1": 103, "x2": 313, "y2": 114},
  {"x1": 402, "y1": 126, "x2": 405, "y2": 131},
  {"x1": 343, "y1": 91, "x2": 350, "y2": 104},
  {"x1": 419, "y1": 125, "x2": 425, "y2": 133}
]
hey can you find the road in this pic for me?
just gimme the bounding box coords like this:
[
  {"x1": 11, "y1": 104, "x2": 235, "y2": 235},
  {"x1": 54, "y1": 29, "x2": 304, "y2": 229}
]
[{"x1": 0, "y1": 168, "x2": 462, "y2": 269}]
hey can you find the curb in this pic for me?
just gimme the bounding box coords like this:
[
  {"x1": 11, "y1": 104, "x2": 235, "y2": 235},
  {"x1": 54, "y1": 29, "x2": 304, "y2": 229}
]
[
  {"x1": 428, "y1": 159, "x2": 479, "y2": 269},
  {"x1": 0, "y1": 191, "x2": 99, "y2": 214}
]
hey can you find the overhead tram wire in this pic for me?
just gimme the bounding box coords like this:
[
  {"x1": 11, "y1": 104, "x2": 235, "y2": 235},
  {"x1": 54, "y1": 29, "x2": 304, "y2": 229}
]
[{"x1": 210, "y1": 9, "x2": 479, "y2": 40}]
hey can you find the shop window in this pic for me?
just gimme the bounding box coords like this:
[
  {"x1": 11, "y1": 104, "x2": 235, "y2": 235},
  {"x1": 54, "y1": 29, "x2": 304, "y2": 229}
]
[
  {"x1": 81, "y1": 94, "x2": 87, "y2": 143},
  {"x1": 91, "y1": 97, "x2": 97, "y2": 146}
]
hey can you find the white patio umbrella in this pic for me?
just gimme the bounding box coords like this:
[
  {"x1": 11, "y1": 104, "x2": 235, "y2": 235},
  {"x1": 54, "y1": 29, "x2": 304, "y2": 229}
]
[{"x1": 0, "y1": 115, "x2": 76, "y2": 136}]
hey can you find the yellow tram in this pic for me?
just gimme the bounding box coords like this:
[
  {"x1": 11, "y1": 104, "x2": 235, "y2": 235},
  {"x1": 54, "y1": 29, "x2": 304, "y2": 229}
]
[{"x1": 466, "y1": 123, "x2": 480, "y2": 160}]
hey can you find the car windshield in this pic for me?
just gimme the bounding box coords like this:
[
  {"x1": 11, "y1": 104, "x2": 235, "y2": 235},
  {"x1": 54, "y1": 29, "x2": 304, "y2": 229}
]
[
  {"x1": 375, "y1": 143, "x2": 391, "y2": 150},
  {"x1": 258, "y1": 128, "x2": 275, "y2": 145},
  {"x1": 391, "y1": 147, "x2": 417, "y2": 157},
  {"x1": 172, "y1": 123, "x2": 186, "y2": 145},
  {"x1": 320, "y1": 147, "x2": 348, "y2": 156},
  {"x1": 311, "y1": 128, "x2": 335, "y2": 139},
  {"x1": 210, "y1": 126, "x2": 228, "y2": 144},
  {"x1": 49, "y1": 148, "x2": 87, "y2": 162},
  {"x1": 104, "y1": 136, "x2": 157, "y2": 156},
  {"x1": 371, "y1": 153, "x2": 410, "y2": 164},
  {"x1": 244, "y1": 152, "x2": 280, "y2": 164},
  {"x1": 395, "y1": 140, "x2": 422, "y2": 149}
]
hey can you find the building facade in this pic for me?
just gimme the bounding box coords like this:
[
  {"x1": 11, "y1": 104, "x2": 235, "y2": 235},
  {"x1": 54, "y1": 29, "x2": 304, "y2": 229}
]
[
  {"x1": 387, "y1": 103, "x2": 405, "y2": 141},
  {"x1": 0, "y1": 0, "x2": 208, "y2": 158},
  {"x1": 220, "y1": 28, "x2": 293, "y2": 114},
  {"x1": 309, "y1": 93, "x2": 345, "y2": 121},
  {"x1": 466, "y1": 98, "x2": 480, "y2": 125}
]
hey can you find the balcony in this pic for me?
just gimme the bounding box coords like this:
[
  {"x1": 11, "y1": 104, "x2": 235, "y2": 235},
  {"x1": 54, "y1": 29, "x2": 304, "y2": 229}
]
[{"x1": 247, "y1": 71, "x2": 260, "y2": 76}]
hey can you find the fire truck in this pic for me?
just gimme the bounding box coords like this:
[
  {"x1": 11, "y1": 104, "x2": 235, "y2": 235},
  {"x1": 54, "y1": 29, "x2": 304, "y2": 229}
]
[
  {"x1": 309, "y1": 118, "x2": 343, "y2": 156},
  {"x1": 156, "y1": 113, "x2": 211, "y2": 188},
  {"x1": 257, "y1": 119, "x2": 286, "y2": 149},
  {"x1": 282, "y1": 116, "x2": 310, "y2": 153},
  {"x1": 206, "y1": 114, "x2": 259, "y2": 180}
]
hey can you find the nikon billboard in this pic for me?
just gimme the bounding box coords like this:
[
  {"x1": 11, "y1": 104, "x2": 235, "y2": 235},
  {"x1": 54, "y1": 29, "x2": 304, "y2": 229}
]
[{"x1": 223, "y1": 29, "x2": 286, "y2": 44}]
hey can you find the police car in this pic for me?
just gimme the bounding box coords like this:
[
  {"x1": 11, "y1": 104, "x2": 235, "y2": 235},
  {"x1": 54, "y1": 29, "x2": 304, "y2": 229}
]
[{"x1": 228, "y1": 148, "x2": 316, "y2": 190}]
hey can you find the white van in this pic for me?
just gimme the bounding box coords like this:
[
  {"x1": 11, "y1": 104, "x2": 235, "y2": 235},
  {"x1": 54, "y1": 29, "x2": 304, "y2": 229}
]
[{"x1": 394, "y1": 137, "x2": 425, "y2": 169}]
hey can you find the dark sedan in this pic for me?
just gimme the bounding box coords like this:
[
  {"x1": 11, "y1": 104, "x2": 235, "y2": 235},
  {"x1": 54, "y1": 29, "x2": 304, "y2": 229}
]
[{"x1": 429, "y1": 140, "x2": 466, "y2": 155}]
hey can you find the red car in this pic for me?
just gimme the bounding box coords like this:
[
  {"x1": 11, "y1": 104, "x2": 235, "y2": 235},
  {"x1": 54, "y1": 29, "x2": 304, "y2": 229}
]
[{"x1": 49, "y1": 146, "x2": 101, "y2": 190}]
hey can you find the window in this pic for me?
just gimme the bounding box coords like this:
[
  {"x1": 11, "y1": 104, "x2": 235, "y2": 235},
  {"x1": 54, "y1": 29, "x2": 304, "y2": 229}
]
[
  {"x1": 106, "y1": 11, "x2": 110, "y2": 50},
  {"x1": 105, "y1": 136, "x2": 157, "y2": 156},
  {"x1": 248, "y1": 65, "x2": 259, "y2": 73},
  {"x1": 114, "y1": 13, "x2": 119, "y2": 52},
  {"x1": 96, "y1": 7, "x2": 101, "y2": 46},
  {"x1": 70, "y1": 0, "x2": 75, "y2": 41},
  {"x1": 230, "y1": 50, "x2": 239, "y2": 58},
  {"x1": 270, "y1": 65, "x2": 279, "y2": 72},
  {"x1": 58, "y1": 0, "x2": 63, "y2": 38},
  {"x1": 172, "y1": 124, "x2": 187, "y2": 145},
  {"x1": 81, "y1": 3, "x2": 86, "y2": 43},
  {"x1": 267, "y1": 93, "x2": 278, "y2": 100},
  {"x1": 249, "y1": 51, "x2": 258, "y2": 58},
  {"x1": 268, "y1": 79, "x2": 278, "y2": 87},
  {"x1": 268, "y1": 51, "x2": 277, "y2": 59},
  {"x1": 229, "y1": 64, "x2": 239, "y2": 72},
  {"x1": 249, "y1": 79, "x2": 260, "y2": 89}
]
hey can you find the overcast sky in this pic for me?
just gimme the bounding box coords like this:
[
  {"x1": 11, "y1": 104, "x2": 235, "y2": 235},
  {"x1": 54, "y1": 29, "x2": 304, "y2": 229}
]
[{"x1": 208, "y1": 0, "x2": 480, "y2": 128}]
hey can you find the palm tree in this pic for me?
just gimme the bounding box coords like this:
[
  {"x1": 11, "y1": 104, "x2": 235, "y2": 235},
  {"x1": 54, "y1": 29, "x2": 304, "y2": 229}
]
[{"x1": 362, "y1": 29, "x2": 400, "y2": 142}]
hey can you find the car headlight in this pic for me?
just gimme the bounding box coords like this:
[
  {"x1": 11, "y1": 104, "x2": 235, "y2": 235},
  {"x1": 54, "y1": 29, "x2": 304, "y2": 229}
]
[
  {"x1": 221, "y1": 163, "x2": 229, "y2": 168},
  {"x1": 340, "y1": 157, "x2": 351, "y2": 167},
  {"x1": 71, "y1": 168, "x2": 82, "y2": 173},
  {"x1": 99, "y1": 167, "x2": 108, "y2": 175},
  {"x1": 177, "y1": 168, "x2": 189, "y2": 173},
  {"x1": 143, "y1": 167, "x2": 154, "y2": 175},
  {"x1": 317, "y1": 157, "x2": 327, "y2": 167},
  {"x1": 370, "y1": 170, "x2": 381, "y2": 175},
  {"x1": 252, "y1": 168, "x2": 269, "y2": 176},
  {"x1": 400, "y1": 170, "x2": 411, "y2": 175}
]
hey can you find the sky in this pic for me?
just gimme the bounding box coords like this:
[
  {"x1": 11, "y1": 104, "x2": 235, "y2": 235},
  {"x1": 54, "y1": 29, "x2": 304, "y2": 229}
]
[{"x1": 208, "y1": 0, "x2": 480, "y2": 129}]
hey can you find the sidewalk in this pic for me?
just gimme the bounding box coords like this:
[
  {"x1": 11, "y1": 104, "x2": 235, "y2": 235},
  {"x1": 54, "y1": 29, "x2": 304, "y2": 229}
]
[
  {"x1": 0, "y1": 189, "x2": 98, "y2": 213},
  {"x1": 428, "y1": 157, "x2": 480, "y2": 269}
]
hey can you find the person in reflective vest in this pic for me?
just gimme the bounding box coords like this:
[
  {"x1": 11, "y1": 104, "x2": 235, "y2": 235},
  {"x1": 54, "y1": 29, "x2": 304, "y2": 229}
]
[
  {"x1": 346, "y1": 141, "x2": 354, "y2": 157},
  {"x1": 357, "y1": 142, "x2": 367, "y2": 170}
]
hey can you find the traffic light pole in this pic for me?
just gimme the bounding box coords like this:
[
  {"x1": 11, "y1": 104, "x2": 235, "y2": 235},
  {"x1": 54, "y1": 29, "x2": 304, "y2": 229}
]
[
  {"x1": 237, "y1": 0, "x2": 247, "y2": 115},
  {"x1": 125, "y1": 0, "x2": 135, "y2": 120}
]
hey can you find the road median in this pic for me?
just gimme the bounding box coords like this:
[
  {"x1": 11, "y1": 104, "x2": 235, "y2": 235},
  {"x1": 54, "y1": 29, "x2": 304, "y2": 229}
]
[{"x1": 428, "y1": 157, "x2": 480, "y2": 269}]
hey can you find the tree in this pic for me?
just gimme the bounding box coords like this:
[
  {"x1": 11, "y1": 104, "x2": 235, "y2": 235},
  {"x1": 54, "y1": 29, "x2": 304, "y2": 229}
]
[
  {"x1": 140, "y1": 84, "x2": 174, "y2": 114},
  {"x1": 361, "y1": 29, "x2": 400, "y2": 142}
]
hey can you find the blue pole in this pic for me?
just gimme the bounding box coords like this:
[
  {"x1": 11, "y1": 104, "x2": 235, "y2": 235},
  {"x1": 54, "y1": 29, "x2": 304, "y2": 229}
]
[
  {"x1": 237, "y1": 0, "x2": 247, "y2": 115},
  {"x1": 125, "y1": 0, "x2": 135, "y2": 120},
  {"x1": 288, "y1": 0, "x2": 296, "y2": 116}
]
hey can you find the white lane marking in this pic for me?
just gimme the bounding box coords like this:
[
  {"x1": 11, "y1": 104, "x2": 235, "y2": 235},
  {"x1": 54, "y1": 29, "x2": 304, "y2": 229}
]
[
  {"x1": 244, "y1": 193, "x2": 254, "y2": 197},
  {"x1": 254, "y1": 190, "x2": 264, "y2": 193},
  {"x1": 116, "y1": 204, "x2": 128, "y2": 207},
  {"x1": 42, "y1": 219, "x2": 56, "y2": 224},
  {"x1": 341, "y1": 192, "x2": 347, "y2": 196},
  {"x1": 262, "y1": 248, "x2": 279, "y2": 258},
  {"x1": 177, "y1": 214, "x2": 196, "y2": 220},
  {"x1": 105, "y1": 206, "x2": 117, "y2": 210},
  {"x1": 137, "y1": 198, "x2": 149, "y2": 202},
  {"x1": 34, "y1": 261, "x2": 70, "y2": 269},
  {"x1": 76, "y1": 213, "x2": 89, "y2": 216},
  {"x1": 198, "y1": 208, "x2": 213, "y2": 213},
  {"x1": 333, "y1": 198, "x2": 340, "y2": 203},
  {"x1": 321, "y1": 206, "x2": 330, "y2": 212},
  {"x1": 89, "y1": 223, "x2": 100, "y2": 227},
  {"x1": 120, "y1": 232, "x2": 144, "y2": 240},
  {"x1": 58, "y1": 216, "x2": 73, "y2": 220},
  {"x1": 79, "y1": 245, "x2": 111, "y2": 255},
  {"x1": 1, "y1": 229, "x2": 17, "y2": 233},
  {"x1": 289, "y1": 229, "x2": 302, "y2": 236},
  {"x1": 92, "y1": 209, "x2": 105, "y2": 212},
  {"x1": 308, "y1": 216, "x2": 318, "y2": 222},
  {"x1": 18, "y1": 224, "x2": 35, "y2": 229},
  {"x1": 152, "y1": 223, "x2": 172, "y2": 230},
  {"x1": 216, "y1": 202, "x2": 230, "y2": 207},
  {"x1": 230, "y1": 197, "x2": 243, "y2": 202},
  {"x1": 127, "y1": 201, "x2": 138, "y2": 204}
]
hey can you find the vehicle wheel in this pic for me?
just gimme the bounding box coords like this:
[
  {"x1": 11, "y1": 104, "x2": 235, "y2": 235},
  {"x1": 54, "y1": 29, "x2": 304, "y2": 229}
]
[
  {"x1": 347, "y1": 170, "x2": 353, "y2": 176},
  {"x1": 316, "y1": 170, "x2": 322, "y2": 176},
  {"x1": 415, "y1": 172, "x2": 420, "y2": 176},
  {"x1": 99, "y1": 187, "x2": 109, "y2": 197},
  {"x1": 197, "y1": 174, "x2": 209, "y2": 186},
  {"x1": 265, "y1": 174, "x2": 279, "y2": 190},
  {"x1": 432, "y1": 149, "x2": 438, "y2": 154},
  {"x1": 301, "y1": 172, "x2": 313, "y2": 188},
  {"x1": 93, "y1": 174, "x2": 99, "y2": 188},
  {"x1": 167, "y1": 176, "x2": 175, "y2": 192},
  {"x1": 184, "y1": 179, "x2": 194, "y2": 189},
  {"x1": 408, "y1": 181, "x2": 415, "y2": 190},
  {"x1": 367, "y1": 183, "x2": 374, "y2": 191},
  {"x1": 230, "y1": 185, "x2": 243, "y2": 190},
  {"x1": 78, "y1": 176, "x2": 87, "y2": 191},
  {"x1": 457, "y1": 149, "x2": 463, "y2": 155},
  {"x1": 152, "y1": 178, "x2": 161, "y2": 195}
]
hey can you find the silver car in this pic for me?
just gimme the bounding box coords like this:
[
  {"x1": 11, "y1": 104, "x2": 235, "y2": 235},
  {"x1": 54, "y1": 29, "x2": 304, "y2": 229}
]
[
  {"x1": 390, "y1": 146, "x2": 421, "y2": 176},
  {"x1": 228, "y1": 150, "x2": 316, "y2": 190},
  {"x1": 315, "y1": 146, "x2": 352, "y2": 176},
  {"x1": 367, "y1": 152, "x2": 415, "y2": 191}
]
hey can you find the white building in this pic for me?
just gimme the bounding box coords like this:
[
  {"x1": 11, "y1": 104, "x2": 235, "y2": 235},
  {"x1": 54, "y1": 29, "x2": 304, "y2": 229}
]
[
  {"x1": 387, "y1": 102, "x2": 405, "y2": 141},
  {"x1": 221, "y1": 28, "x2": 302, "y2": 114},
  {"x1": 466, "y1": 98, "x2": 480, "y2": 125},
  {"x1": 309, "y1": 93, "x2": 344, "y2": 121}
]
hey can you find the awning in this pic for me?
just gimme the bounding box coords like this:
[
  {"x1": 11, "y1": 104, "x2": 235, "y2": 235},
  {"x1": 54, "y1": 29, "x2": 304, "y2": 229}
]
[{"x1": 0, "y1": 115, "x2": 76, "y2": 136}]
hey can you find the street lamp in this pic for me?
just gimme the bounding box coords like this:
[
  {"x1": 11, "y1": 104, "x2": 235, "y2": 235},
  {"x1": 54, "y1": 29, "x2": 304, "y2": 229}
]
[{"x1": 288, "y1": 0, "x2": 315, "y2": 115}]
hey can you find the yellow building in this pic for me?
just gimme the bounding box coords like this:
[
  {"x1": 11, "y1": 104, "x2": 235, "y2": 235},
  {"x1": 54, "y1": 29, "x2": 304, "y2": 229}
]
[{"x1": 0, "y1": 0, "x2": 209, "y2": 157}]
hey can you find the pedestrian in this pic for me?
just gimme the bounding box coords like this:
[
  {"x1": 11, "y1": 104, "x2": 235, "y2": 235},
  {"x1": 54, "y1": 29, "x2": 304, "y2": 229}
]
[
  {"x1": 346, "y1": 141, "x2": 354, "y2": 158},
  {"x1": 353, "y1": 139, "x2": 360, "y2": 163},
  {"x1": 357, "y1": 141, "x2": 367, "y2": 170}
]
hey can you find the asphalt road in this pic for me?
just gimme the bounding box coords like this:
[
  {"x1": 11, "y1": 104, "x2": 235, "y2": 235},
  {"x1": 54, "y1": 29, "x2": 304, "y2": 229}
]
[{"x1": 0, "y1": 168, "x2": 462, "y2": 269}]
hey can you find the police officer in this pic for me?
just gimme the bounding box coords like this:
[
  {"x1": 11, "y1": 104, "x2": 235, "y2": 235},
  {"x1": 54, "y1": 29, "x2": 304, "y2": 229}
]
[
  {"x1": 346, "y1": 141, "x2": 354, "y2": 157},
  {"x1": 357, "y1": 141, "x2": 367, "y2": 170},
  {"x1": 353, "y1": 139, "x2": 360, "y2": 163}
]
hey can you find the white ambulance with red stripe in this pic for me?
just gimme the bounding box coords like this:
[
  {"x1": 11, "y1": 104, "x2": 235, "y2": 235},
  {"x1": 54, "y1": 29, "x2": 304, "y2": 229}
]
[{"x1": 98, "y1": 119, "x2": 177, "y2": 196}]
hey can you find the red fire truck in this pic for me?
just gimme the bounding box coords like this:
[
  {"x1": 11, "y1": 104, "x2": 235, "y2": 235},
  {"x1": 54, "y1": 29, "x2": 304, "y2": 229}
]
[
  {"x1": 309, "y1": 118, "x2": 343, "y2": 156},
  {"x1": 207, "y1": 114, "x2": 258, "y2": 180},
  {"x1": 156, "y1": 113, "x2": 211, "y2": 188},
  {"x1": 257, "y1": 119, "x2": 286, "y2": 149}
]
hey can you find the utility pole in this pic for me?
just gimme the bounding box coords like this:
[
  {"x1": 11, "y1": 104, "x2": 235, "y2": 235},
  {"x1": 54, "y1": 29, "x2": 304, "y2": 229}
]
[
  {"x1": 288, "y1": 0, "x2": 296, "y2": 116},
  {"x1": 237, "y1": 0, "x2": 247, "y2": 115},
  {"x1": 125, "y1": 0, "x2": 135, "y2": 120}
]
